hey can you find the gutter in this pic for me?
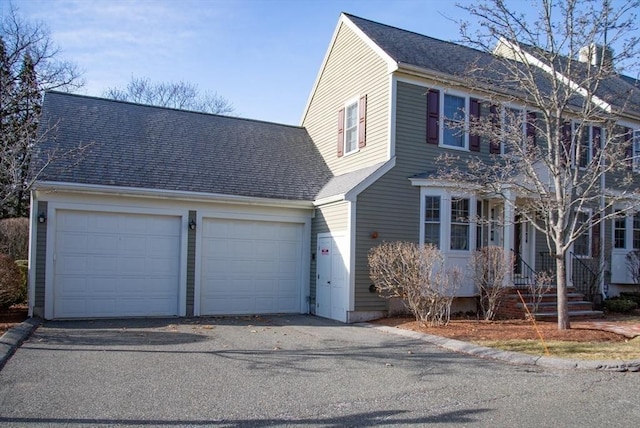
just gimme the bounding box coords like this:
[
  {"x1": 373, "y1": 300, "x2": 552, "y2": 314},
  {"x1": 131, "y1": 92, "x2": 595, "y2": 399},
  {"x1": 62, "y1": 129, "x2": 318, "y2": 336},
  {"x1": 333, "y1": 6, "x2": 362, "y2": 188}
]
[{"x1": 32, "y1": 181, "x2": 315, "y2": 210}]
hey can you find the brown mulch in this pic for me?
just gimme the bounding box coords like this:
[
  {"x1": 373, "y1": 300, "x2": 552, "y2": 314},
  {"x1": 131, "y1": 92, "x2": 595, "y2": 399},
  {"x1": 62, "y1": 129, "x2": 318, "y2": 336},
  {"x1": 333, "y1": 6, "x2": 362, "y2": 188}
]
[
  {"x1": 371, "y1": 316, "x2": 629, "y2": 343},
  {"x1": 0, "y1": 305, "x2": 28, "y2": 335}
]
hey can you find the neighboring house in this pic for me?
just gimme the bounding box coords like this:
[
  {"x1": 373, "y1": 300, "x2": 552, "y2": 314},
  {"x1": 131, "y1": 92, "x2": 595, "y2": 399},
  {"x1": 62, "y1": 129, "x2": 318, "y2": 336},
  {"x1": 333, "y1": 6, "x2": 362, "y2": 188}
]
[{"x1": 29, "y1": 13, "x2": 640, "y2": 322}]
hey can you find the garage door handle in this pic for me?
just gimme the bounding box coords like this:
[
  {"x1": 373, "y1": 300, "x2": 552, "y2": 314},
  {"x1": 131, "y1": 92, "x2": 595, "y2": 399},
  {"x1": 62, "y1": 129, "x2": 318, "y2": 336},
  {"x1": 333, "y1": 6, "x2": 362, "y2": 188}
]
[{"x1": 327, "y1": 281, "x2": 331, "y2": 284}]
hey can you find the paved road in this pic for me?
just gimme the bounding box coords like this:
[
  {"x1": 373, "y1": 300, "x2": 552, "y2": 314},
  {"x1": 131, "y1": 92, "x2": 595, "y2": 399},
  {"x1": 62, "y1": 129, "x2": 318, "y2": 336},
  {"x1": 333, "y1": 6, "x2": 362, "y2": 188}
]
[{"x1": 0, "y1": 315, "x2": 638, "y2": 427}]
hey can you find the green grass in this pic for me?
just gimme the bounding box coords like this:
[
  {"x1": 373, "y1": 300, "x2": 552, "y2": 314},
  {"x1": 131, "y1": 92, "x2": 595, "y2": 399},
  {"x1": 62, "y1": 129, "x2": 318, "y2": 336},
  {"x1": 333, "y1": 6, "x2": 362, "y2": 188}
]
[{"x1": 475, "y1": 337, "x2": 640, "y2": 360}]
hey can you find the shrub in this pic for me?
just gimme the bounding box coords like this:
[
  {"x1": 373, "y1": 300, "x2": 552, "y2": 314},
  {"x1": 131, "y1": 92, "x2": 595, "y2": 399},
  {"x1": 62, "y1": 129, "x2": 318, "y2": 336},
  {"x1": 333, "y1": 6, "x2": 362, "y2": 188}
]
[
  {"x1": 15, "y1": 260, "x2": 28, "y2": 303},
  {"x1": 368, "y1": 241, "x2": 461, "y2": 326},
  {"x1": 0, "y1": 254, "x2": 24, "y2": 310},
  {"x1": 470, "y1": 246, "x2": 512, "y2": 320},
  {"x1": 619, "y1": 292, "x2": 640, "y2": 306},
  {"x1": 0, "y1": 218, "x2": 29, "y2": 260},
  {"x1": 603, "y1": 297, "x2": 638, "y2": 314}
]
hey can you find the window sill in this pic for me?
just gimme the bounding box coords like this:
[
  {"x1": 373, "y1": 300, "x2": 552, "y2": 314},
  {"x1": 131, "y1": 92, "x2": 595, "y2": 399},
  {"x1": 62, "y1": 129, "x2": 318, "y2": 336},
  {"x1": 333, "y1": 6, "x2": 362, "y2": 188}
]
[{"x1": 439, "y1": 144, "x2": 468, "y2": 152}]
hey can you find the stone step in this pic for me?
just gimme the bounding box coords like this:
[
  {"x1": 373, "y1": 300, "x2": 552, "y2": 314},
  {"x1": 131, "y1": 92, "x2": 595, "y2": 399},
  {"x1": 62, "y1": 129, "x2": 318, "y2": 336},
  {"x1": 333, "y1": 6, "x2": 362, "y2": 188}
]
[
  {"x1": 516, "y1": 301, "x2": 594, "y2": 313},
  {"x1": 533, "y1": 310, "x2": 604, "y2": 321},
  {"x1": 505, "y1": 292, "x2": 587, "y2": 303}
]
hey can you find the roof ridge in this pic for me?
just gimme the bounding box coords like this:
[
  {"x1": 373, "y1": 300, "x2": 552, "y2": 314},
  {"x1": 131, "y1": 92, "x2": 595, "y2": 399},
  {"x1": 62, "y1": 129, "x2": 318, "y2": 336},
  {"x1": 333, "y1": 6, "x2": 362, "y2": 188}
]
[{"x1": 44, "y1": 90, "x2": 306, "y2": 129}]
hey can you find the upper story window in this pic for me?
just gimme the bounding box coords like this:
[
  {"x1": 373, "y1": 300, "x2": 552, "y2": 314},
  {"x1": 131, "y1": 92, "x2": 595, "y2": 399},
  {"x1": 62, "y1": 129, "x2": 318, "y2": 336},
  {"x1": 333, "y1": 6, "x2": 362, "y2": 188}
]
[
  {"x1": 344, "y1": 101, "x2": 359, "y2": 154},
  {"x1": 336, "y1": 95, "x2": 367, "y2": 157},
  {"x1": 427, "y1": 88, "x2": 534, "y2": 154},
  {"x1": 633, "y1": 129, "x2": 640, "y2": 172},
  {"x1": 443, "y1": 94, "x2": 466, "y2": 148},
  {"x1": 569, "y1": 122, "x2": 601, "y2": 169}
]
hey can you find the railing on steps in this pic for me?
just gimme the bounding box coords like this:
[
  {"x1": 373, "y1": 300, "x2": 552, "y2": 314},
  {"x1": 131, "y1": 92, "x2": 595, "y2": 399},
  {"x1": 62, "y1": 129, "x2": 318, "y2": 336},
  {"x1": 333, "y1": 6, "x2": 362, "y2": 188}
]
[
  {"x1": 511, "y1": 249, "x2": 536, "y2": 286},
  {"x1": 538, "y1": 251, "x2": 600, "y2": 303}
]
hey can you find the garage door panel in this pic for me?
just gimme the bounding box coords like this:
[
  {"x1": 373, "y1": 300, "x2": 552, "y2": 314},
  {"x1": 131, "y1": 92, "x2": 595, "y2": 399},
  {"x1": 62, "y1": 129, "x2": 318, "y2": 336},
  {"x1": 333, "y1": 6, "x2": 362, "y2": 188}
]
[
  {"x1": 200, "y1": 218, "x2": 303, "y2": 316},
  {"x1": 53, "y1": 210, "x2": 181, "y2": 318}
]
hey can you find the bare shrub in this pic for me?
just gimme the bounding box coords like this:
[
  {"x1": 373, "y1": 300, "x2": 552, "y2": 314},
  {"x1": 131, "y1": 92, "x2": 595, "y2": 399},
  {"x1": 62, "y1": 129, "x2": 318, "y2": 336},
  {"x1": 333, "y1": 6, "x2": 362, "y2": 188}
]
[
  {"x1": 368, "y1": 242, "x2": 461, "y2": 326},
  {"x1": 528, "y1": 271, "x2": 553, "y2": 316},
  {"x1": 470, "y1": 246, "x2": 512, "y2": 320},
  {"x1": 0, "y1": 218, "x2": 29, "y2": 260},
  {"x1": 0, "y1": 254, "x2": 23, "y2": 309}
]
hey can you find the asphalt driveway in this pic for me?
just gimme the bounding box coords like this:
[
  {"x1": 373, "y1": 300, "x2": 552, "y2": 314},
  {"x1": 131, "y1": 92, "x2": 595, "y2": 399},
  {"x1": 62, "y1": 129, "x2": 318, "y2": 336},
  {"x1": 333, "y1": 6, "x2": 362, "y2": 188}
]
[{"x1": 1, "y1": 315, "x2": 639, "y2": 427}]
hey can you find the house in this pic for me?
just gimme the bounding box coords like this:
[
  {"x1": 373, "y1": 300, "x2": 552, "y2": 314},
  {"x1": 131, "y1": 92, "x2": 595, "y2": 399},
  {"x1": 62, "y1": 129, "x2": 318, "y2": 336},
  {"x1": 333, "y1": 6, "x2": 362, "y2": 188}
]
[{"x1": 28, "y1": 13, "x2": 640, "y2": 322}]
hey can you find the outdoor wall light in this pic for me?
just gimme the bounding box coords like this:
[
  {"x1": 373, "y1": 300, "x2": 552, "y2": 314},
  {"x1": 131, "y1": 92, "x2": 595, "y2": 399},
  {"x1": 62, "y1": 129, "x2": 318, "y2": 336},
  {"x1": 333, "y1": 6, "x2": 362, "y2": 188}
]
[
  {"x1": 188, "y1": 219, "x2": 196, "y2": 230},
  {"x1": 38, "y1": 212, "x2": 47, "y2": 223}
]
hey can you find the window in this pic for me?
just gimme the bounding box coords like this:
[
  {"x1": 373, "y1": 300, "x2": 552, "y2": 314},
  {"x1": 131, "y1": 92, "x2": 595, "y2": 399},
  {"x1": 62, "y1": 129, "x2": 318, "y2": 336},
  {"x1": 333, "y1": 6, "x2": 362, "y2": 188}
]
[
  {"x1": 575, "y1": 123, "x2": 591, "y2": 168},
  {"x1": 573, "y1": 211, "x2": 591, "y2": 257},
  {"x1": 443, "y1": 94, "x2": 465, "y2": 148},
  {"x1": 633, "y1": 130, "x2": 640, "y2": 172},
  {"x1": 476, "y1": 200, "x2": 483, "y2": 249},
  {"x1": 336, "y1": 95, "x2": 367, "y2": 157},
  {"x1": 634, "y1": 213, "x2": 640, "y2": 250},
  {"x1": 614, "y1": 211, "x2": 626, "y2": 249},
  {"x1": 450, "y1": 198, "x2": 470, "y2": 250},
  {"x1": 424, "y1": 196, "x2": 441, "y2": 247},
  {"x1": 344, "y1": 102, "x2": 358, "y2": 154}
]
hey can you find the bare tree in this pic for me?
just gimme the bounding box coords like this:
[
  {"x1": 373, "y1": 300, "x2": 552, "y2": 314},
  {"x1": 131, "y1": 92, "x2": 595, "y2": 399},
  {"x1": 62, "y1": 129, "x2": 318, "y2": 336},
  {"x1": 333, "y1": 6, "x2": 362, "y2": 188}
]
[
  {"x1": 0, "y1": 4, "x2": 83, "y2": 218},
  {"x1": 103, "y1": 77, "x2": 234, "y2": 115},
  {"x1": 437, "y1": 0, "x2": 640, "y2": 329}
]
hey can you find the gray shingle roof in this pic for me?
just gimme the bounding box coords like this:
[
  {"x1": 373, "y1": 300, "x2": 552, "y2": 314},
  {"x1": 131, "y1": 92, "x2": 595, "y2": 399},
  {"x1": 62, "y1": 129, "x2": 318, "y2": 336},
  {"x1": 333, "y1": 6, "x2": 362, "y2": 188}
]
[
  {"x1": 316, "y1": 162, "x2": 386, "y2": 200},
  {"x1": 33, "y1": 92, "x2": 333, "y2": 201}
]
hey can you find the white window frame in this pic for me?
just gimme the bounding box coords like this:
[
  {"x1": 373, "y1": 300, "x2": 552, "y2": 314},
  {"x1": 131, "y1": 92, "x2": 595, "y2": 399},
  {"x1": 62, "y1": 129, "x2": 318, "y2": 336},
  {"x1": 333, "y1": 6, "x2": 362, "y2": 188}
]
[
  {"x1": 500, "y1": 105, "x2": 526, "y2": 155},
  {"x1": 613, "y1": 209, "x2": 640, "y2": 251},
  {"x1": 419, "y1": 188, "x2": 478, "y2": 252},
  {"x1": 440, "y1": 91, "x2": 469, "y2": 151},
  {"x1": 573, "y1": 209, "x2": 592, "y2": 258},
  {"x1": 633, "y1": 129, "x2": 640, "y2": 172},
  {"x1": 343, "y1": 97, "x2": 360, "y2": 156}
]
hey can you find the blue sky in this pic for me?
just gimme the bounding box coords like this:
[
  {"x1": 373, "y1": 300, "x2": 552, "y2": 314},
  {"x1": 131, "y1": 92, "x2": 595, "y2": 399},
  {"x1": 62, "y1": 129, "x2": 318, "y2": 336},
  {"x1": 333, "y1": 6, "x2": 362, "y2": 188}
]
[{"x1": 2, "y1": 0, "x2": 637, "y2": 125}]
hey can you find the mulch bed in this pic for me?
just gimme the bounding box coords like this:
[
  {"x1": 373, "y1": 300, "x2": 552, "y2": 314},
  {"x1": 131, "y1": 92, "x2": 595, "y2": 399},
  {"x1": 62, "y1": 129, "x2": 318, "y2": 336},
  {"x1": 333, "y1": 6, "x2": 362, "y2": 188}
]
[{"x1": 0, "y1": 305, "x2": 29, "y2": 335}]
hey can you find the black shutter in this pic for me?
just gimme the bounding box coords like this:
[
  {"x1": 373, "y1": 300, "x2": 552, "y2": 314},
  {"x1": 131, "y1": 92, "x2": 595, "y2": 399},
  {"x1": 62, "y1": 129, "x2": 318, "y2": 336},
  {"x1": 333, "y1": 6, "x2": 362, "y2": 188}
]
[
  {"x1": 526, "y1": 111, "x2": 537, "y2": 147},
  {"x1": 469, "y1": 98, "x2": 480, "y2": 152},
  {"x1": 489, "y1": 105, "x2": 501, "y2": 154},
  {"x1": 426, "y1": 89, "x2": 439, "y2": 145}
]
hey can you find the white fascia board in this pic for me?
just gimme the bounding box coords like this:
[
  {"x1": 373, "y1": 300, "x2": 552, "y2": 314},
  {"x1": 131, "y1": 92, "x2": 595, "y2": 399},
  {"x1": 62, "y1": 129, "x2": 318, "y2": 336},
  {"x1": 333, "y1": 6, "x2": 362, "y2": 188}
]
[
  {"x1": 498, "y1": 38, "x2": 612, "y2": 113},
  {"x1": 33, "y1": 181, "x2": 314, "y2": 210},
  {"x1": 409, "y1": 177, "x2": 482, "y2": 191},
  {"x1": 344, "y1": 157, "x2": 396, "y2": 202},
  {"x1": 314, "y1": 194, "x2": 346, "y2": 206},
  {"x1": 299, "y1": 13, "x2": 398, "y2": 126}
]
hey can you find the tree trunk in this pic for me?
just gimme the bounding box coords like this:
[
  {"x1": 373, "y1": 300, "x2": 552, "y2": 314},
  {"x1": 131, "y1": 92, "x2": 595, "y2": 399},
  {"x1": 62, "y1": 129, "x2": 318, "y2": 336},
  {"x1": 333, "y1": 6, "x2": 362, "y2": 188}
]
[{"x1": 556, "y1": 254, "x2": 570, "y2": 330}]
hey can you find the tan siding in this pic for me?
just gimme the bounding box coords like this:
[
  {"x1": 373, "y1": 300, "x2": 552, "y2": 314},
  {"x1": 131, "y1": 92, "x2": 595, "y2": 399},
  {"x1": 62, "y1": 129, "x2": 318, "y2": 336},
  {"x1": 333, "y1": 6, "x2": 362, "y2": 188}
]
[
  {"x1": 34, "y1": 201, "x2": 47, "y2": 317},
  {"x1": 303, "y1": 23, "x2": 390, "y2": 176},
  {"x1": 309, "y1": 202, "x2": 349, "y2": 308}
]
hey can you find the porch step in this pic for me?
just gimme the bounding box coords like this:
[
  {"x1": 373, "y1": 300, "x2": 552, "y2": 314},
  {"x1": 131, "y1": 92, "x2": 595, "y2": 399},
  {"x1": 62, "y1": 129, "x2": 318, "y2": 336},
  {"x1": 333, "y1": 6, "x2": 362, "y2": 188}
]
[
  {"x1": 533, "y1": 310, "x2": 604, "y2": 321},
  {"x1": 516, "y1": 301, "x2": 595, "y2": 313}
]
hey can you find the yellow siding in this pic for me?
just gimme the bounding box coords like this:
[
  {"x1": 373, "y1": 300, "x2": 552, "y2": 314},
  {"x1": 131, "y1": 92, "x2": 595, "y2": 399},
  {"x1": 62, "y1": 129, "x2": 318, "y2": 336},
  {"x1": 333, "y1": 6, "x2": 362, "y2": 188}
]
[{"x1": 303, "y1": 22, "x2": 390, "y2": 176}]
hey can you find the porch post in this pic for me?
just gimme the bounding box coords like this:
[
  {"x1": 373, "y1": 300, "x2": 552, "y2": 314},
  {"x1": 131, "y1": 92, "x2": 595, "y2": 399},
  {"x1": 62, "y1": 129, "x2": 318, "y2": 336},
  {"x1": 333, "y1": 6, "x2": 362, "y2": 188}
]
[{"x1": 503, "y1": 190, "x2": 516, "y2": 286}]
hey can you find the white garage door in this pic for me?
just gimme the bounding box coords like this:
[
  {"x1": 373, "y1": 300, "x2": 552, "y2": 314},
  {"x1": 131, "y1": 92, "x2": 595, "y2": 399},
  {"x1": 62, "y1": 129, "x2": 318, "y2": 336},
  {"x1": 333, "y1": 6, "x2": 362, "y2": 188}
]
[
  {"x1": 200, "y1": 218, "x2": 303, "y2": 315},
  {"x1": 53, "y1": 210, "x2": 181, "y2": 318}
]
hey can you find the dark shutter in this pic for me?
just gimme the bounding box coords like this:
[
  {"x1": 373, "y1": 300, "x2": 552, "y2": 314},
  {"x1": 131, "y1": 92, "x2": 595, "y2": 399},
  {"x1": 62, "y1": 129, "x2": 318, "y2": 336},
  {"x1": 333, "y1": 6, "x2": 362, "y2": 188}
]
[
  {"x1": 561, "y1": 121, "x2": 572, "y2": 165},
  {"x1": 624, "y1": 127, "x2": 633, "y2": 170},
  {"x1": 358, "y1": 95, "x2": 367, "y2": 148},
  {"x1": 591, "y1": 213, "x2": 600, "y2": 257},
  {"x1": 489, "y1": 105, "x2": 501, "y2": 154},
  {"x1": 526, "y1": 111, "x2": 537, "y2": 147},
  {"x1": 592, "y1": 126, "x2": 601, "y2": 162},
  {"x1": 426, "y1": 89, "x2": 439, "y2": 145},
  {"x1": 337, "y1": 108, "x2": 344, "y2": 157},
  {"x1": 469, "y1": 98, "x2": 480, "y2": 152}
]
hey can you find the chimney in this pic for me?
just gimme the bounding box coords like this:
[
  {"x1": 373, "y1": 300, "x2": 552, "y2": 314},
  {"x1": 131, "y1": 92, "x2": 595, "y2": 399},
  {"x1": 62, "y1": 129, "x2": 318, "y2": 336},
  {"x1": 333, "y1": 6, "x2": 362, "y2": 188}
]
[{"x1": 579, "y1": 43, "x2": 614, "y2": 68}]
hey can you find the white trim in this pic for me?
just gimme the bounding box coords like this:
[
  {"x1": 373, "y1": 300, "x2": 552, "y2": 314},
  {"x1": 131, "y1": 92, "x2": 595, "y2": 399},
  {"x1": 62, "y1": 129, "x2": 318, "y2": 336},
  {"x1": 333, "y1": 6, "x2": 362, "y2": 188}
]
[
  {"x1": 299, "y1": 13, "x2": 397, "y2": 126},
  {"x1": 348, "y1": 201, "x2": 356, "y2": 312},
  {"x1": 343, "y1": 96, "x2": 361, "y2": 156},
  {"x1": 497, "y1": 38, "x2": 612, "y2": 113},
  {"x1": 27, "y1": 192, "x2": 37, "y2": 317},
  {"x1": 440, "y1": 91, "x2": 469, "y2": 150},
  {"x1": 388, "y1": 74, "x2": 397, "y2": 159},
  {"x1": 33, "y1": 181, "x2": 313, "y2": 209},
  {"x1": 344, "y1": 157, "x2": 396, "y2": 201}
]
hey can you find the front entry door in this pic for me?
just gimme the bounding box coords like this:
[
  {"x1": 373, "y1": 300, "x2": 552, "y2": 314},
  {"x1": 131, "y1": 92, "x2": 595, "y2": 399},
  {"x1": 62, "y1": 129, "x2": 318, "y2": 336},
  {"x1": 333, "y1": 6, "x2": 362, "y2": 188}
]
[{"x1": 316, "y1": 235, "x2": 347, "y2": 322}]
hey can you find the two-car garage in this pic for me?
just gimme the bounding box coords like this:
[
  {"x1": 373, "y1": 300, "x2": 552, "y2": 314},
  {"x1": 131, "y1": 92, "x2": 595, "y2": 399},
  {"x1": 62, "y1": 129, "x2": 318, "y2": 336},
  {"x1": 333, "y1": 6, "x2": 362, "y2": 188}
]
[{"x1": 37, "y1": 198, "x2": 308, "y2": 320}]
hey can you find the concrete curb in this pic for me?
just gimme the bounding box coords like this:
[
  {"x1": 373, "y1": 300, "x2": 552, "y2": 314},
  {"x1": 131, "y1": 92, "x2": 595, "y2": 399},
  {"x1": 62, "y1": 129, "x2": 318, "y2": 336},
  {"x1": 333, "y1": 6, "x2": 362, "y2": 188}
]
[
  {"x1": 362, "y1": 323, "x2": 640, "y2": 373},
  {"x1": 0, "y1": 318, "x2": 41, "y2": 371}
]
